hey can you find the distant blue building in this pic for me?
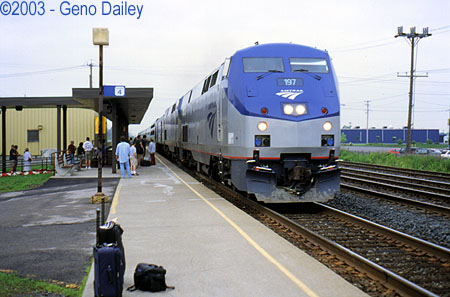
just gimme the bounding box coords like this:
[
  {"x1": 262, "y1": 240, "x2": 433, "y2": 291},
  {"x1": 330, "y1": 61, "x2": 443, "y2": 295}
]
[{"x1": 342, "y1": 128, "x2": 439, "y2": 144}]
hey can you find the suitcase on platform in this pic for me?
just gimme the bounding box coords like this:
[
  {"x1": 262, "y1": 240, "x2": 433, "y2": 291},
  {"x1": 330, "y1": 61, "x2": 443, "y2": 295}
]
[
  {"x1": 94, "y1": 244, "x2": 125, "y2": 297},
  {"x1": 94, "y1": 203, "x2": 125, "y2": 297},
  {"x1": 98, "y1": 221, "x2": 126, "y2": 268}
]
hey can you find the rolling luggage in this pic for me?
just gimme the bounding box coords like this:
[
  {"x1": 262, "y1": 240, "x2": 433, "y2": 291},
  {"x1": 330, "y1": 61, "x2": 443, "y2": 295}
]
[
  {"x1": 94, "y1": 204, "x2": 125, "y2": 297},
  {"x1": 98, "y1": 221, "x2": 125, "y2": 267},
  {"x1": 94, "y1": 244, "x2": 125, "y2": 297}
]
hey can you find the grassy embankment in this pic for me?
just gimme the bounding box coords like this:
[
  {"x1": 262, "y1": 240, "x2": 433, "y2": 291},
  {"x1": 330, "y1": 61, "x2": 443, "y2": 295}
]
[
  {"x1": 0, "y1": 262, "x2": 92, "y2": 297},
  {"x1": 0, "y1": 272, "x2": 79, "y2": 297},
  {"x1": 340, "y1": 149, "x2": 450, "y2": 173},
  {"x1": 0, "y1": 173, "x2": 53, "y2": 193}
]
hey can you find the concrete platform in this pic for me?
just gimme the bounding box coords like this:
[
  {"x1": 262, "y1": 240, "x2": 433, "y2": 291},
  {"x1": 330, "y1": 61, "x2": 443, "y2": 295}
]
[{"x1": 82, "y1": 154, "x2": 368, "y2": 297}]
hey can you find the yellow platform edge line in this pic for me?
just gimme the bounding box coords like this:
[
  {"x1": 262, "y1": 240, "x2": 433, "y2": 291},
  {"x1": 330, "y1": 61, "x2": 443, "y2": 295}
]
[
  {"x1": 110, "y1": 182, "x2": 122, "y2": 215},
  {"x1": 156, "y1": 156, "x2": 320, "y2": 297}
]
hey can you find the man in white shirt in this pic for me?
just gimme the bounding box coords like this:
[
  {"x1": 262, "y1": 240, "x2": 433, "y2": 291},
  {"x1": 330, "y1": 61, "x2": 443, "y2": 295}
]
[
  {"x1": 83, "y1": 137, "x2": 94, "y2": 169},
  {"x1": 115, "y1": 136, "x2": 132, "y2": 178}
]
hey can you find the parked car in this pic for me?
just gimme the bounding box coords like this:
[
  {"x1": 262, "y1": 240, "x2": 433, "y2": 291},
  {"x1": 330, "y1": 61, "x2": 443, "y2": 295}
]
[
  {"x1": 441, "y1": 150, "x2": 450, "y2": 159},
  {"x1": 399, "y1": 147, "x2": 418, "y2": 154},
  {"x1": 417, "y1": 149, "x2": 441, "y2": 157},
  {"x1": 388, "y1": 148, "x2": 400, "y2": 154}
]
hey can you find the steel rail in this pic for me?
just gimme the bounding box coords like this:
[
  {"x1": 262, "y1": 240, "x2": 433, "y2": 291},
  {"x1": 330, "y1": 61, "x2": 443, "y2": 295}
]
[
  {"x1": 256, "y1": 202, "x2": 440, "y2": 297},
  {"x1": 316, "y1": 203, "x2": 450, "y2": 261},
  {"x1": 340, "y1": 182, "x2": 450, "y2": 215},
  {"x1": 339, "y1": 161, "x2": 450, "y2": 182},
  {"x1": 342, "y1": 167, "x2": 450, "y2": 191},
  {"x1": 341, "y1": 175, "x2": 450, "y2": 201}
]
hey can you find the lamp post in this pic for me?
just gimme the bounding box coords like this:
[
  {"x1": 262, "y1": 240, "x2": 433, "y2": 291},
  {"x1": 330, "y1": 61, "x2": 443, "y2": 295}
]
[{"x1": 92, "y1": 28, "x2": 109, "y2": 203}]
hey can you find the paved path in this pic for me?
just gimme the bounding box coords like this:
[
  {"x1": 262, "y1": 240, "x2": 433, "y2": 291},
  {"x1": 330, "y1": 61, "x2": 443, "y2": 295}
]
[{"x1": 0, "y1": 173, "x2": 119, "y2": 287}]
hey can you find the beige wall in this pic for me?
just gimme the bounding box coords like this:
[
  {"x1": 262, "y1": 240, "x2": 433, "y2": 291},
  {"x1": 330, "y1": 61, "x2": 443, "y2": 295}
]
[{"x1": 0, "y1": 108, "x2": 97, "y2": 155}]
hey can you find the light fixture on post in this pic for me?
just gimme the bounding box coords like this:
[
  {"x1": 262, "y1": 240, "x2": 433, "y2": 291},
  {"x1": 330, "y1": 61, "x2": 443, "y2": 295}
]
[
  {"x1": 395, "y1": 26, "x2": 432, "y2": 154},
  {"x1": 92, "y1": 28, "x2": 109, "y2": 204}
]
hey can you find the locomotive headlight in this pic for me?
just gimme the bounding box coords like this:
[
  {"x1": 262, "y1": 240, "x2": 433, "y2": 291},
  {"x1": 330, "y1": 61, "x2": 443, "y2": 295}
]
[
  {"x1": 323, "y1": 121, "x2": 332, "y2": 131},
  {"x1": 283, "y1": 104, "x2": 294, "y2": 115},
  {"x1": 257, "y1": 121, "x2": 268, "y2": 132},
  {"x1": 295, "y1": 104, "x2": 307, "y2": 115}
]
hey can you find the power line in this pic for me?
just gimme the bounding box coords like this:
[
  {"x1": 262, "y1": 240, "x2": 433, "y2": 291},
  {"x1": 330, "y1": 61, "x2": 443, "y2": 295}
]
[{"x1": 0, "y1": 65, "x2": 85, "y2": 79}]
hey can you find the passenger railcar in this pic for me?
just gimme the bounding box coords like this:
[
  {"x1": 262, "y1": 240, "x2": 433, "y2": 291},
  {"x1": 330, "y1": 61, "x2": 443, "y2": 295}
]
[{"x1": 142, "y1": 43, "x2": 340, "y2": 203}]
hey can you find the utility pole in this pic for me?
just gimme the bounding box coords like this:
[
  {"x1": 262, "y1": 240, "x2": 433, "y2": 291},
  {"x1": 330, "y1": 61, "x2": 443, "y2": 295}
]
[
  {"x1": 88, "y1": 61, "x2": 94, "y2": 88},
  {"x1": 395, "y1": 26, "x2": 431, "y2": 153},
  {"x1": 365, "y1": 100, "x2": 370, "y2": 144}
]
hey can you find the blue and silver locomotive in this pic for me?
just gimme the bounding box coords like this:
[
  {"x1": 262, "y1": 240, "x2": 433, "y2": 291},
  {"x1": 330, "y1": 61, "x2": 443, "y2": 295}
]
[{"x1": 144, "y1": 43, "x2": 340, "y2": 203}]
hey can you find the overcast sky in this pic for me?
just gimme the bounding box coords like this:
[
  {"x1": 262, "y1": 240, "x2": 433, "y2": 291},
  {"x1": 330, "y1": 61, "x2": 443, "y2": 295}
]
[{"x1": 1, "y1": 0, "x2": 449, "y2": 136}]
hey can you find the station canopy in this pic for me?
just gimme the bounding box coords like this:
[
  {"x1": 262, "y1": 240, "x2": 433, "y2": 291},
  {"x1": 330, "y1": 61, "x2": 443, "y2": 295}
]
[
  {"x1": 0, "y1": 87, "x2": 154, "y2": 125},
  {"x1": 72, "y1": 88, "x2": 153, "y2": 124}
]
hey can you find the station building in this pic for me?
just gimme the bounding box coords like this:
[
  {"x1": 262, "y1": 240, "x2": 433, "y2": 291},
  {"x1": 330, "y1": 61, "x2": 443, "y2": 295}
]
[
  {"x1": 0, "y1": 87, "x2": 153, "y2": 173},
  {"x1": 1, "y1": 108, "x2": 96, "y2": 156}
]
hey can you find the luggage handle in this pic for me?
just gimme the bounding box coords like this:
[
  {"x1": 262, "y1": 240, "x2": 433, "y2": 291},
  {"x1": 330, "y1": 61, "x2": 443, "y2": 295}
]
[
  {"x1": 96, "y1": 209, "x2": 100, "y2": 246},
  {"x1": 107, "y1": 265, "x2": 114, "y2": 284}
]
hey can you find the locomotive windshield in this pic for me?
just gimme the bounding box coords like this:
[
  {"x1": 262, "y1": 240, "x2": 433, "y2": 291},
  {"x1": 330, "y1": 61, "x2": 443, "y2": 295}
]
[
  {"x1": 289, "y1": 58, "x2": 329, "y2": 73},
  {"x1": 242, "y1": 57, "x2": 284, "y2": 73}
]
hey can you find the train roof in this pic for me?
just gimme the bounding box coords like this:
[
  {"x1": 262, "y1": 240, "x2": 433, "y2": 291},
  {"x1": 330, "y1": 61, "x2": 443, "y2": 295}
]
[{"x1": 233, "y1": 43, "x2": 329, "y2": 58}]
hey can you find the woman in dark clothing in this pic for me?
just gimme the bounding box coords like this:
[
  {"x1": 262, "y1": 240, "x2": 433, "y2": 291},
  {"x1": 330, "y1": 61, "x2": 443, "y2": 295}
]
[{"x1": 77, "y1": 142, "x2": 85, "y2": 166}]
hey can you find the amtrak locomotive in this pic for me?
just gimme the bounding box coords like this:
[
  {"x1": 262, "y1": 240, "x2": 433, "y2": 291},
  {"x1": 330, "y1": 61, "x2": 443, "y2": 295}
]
[{"x1": 142, "y1": 43, "x2": 340, "y2": 203}]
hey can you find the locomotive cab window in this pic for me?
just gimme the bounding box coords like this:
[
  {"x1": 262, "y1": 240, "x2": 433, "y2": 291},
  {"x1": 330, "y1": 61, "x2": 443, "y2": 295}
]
[
  {"x1": 289, "y1": 58, "x2": 329, "y2": 73},
  {"x1": 210, "y1": 71, "x2": 219, "y2": 88},
  {"x1": 243, "y1": 57, "x2": 284, "y2": 73},
  {"x1": 202, "y1": 76, "x2": 211, "y2": 94}
]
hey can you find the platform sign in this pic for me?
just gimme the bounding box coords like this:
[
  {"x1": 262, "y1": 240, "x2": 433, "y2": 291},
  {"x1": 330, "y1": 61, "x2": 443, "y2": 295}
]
[{"x1": 104, "y1": 85, "x2": 126, "y2": 97}]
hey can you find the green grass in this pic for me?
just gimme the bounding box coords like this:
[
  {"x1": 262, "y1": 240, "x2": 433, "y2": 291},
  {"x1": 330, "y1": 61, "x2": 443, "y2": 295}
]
[
  {"x1": 78, "y1": 259, "x2": 93, "y2": 296},
  {"x1": 0, "y1": 173, "x2": 53, "y2": 193},
  {"x1": 340, "y1": 150, "x2": 450, "y2": 173},
  {"x1": 0, "y1": 272, "x2": 80, "y2": 297}
]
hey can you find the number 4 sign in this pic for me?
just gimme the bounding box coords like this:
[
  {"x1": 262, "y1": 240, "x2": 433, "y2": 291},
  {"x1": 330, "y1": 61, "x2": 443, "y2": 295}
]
[{"x1": 104, "y1": 85, "x2": 126, "y2": 97}]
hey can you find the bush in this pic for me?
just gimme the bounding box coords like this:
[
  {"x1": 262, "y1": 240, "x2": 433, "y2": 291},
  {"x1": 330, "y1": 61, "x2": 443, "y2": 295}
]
[
  {"x1": 339, "y1": 150, "x2": 450, "y2": 173},
  {"x1": 341, "y1": 132, "x2": 347, "y2": 143}
]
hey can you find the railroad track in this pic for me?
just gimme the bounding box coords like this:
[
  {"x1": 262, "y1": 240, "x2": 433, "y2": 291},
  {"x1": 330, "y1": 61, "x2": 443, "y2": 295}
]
[
  {"x1": 190, "y1": 170, "x2": 450, "y2": 297},
  {"x1": 278, "y1": 203, "x2": 450, "y2": 297},
  {"x1": 339, "y1": 162, "x2": 450, "y2": 215},
  {"x1": 339, "y1": 161, "x2": 450, "y2": 183}
]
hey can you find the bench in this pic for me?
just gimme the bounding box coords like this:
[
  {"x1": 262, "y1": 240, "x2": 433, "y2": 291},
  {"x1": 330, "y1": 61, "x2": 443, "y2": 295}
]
[
  {"x1": 63, "y1": 153, "x2": 81, "y2": 171},
  {"x1": 54, "y1": 153, "x2": 78, "y2": 176}
]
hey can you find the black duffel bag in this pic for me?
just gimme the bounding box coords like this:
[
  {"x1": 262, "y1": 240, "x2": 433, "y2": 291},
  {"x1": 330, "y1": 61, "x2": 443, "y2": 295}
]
[{"x1": 127, "y1": 263, "x2": 174, "y2": 292}]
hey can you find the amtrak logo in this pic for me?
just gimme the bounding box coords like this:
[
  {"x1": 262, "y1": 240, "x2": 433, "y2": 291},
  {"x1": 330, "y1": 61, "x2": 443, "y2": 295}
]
[
  {"x1": 207, "y1": 111, "x2": 216, "y2": 138},
  {"x1": 276, "y1": 89, "x2": 304, "y2": 100}
]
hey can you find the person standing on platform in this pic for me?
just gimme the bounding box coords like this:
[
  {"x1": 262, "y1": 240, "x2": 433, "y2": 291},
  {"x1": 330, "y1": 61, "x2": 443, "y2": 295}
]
[
  {"x1": 135, "y1": 135, "x2": 144, "y2": 168},
  {"x1": 77, "y1": 142, "x2": 85, "y2": 166},
  {"x1": 9, "y1": 144, "x2": 18, "y2": 173},
  {"x1": 83, "y1": 137, "x2": 93, "y2": 169},
  {"x1": 129, "y1": 141, "x2": 138, "y2": 176},
  {"x1": 23, "y1": 148, "x2": 32, "y2": 172},
  {"x1": 115, "y1": 136, "x2": 132, "y2": 178},
  {"x1": 142, "y1": 135, "x2": 148, "y2": 160},
  {"x1": 67, "y1": 141, "x2": 76, "y2": 164},
  {"x1": 149, "y1": 138, "x2": 156, "y2": 166}
]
